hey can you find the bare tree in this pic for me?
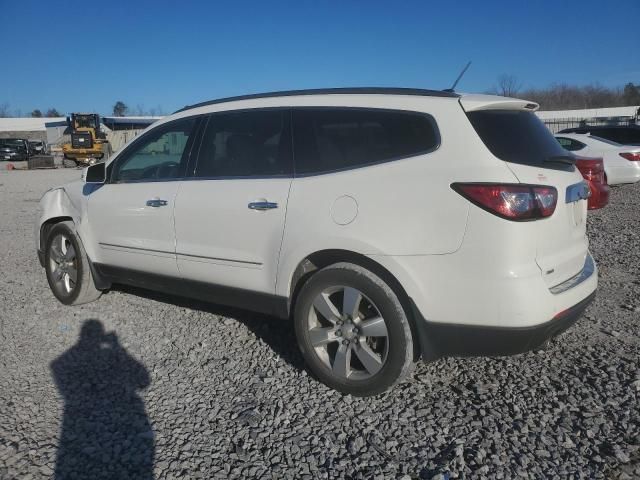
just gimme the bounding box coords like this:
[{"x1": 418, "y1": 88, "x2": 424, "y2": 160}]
[
  {"x1": 495, "y1": 74, "x2": 522, "y2": 97},
  {"x1": 0, "y1": 103, "x2": 9, "y2": 117},
  {"x1": 520, "y1": 82, "x2": 634, "y2": 110}
]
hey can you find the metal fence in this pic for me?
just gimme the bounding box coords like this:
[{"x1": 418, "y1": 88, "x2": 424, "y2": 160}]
[{"x1": 542, "y1": 115, "x2": 638, "y2": 133}]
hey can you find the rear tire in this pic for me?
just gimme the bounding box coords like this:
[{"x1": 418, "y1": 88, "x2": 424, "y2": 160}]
[
  {"x1": 294, "y1": 262, "x2": 414, "y2": 396},
  {"x1": 44, "y1": 221, "x2": 101, "y2": 305}
]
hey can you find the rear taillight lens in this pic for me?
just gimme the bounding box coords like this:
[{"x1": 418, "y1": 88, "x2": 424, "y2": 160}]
[
  {"x1": 620, "y1": 152, "x2": 640, "y2": 161},
  {"x1": 451, "y1": 183, "x2": 558, "y2": 221},
  {"x1": 575, "y1": 157, "x2": 605, "y2": 184}
]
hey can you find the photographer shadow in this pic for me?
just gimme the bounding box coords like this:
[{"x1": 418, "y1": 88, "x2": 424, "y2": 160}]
[{"x1": 51, "y1": 319, "x2": 154, "y2": 479}]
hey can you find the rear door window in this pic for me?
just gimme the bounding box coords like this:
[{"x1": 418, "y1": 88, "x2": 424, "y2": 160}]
[
  {"x1": 467, "y1": 110, "x2": 570, "y2": 167},
  {"x1": 292, "y1": 108, "x2": 439, "y2": 175},
  {"x1": 193, "y1": 109, "x2": 292, "y2": 178}
]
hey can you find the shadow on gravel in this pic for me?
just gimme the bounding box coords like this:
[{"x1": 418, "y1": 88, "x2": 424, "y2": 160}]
[
  {"x1": 114, "y1": 284, "x2": 306, "y2": 372},
  {"x1": 51, "y1": 319, "x2": 154, "y2": 479}
]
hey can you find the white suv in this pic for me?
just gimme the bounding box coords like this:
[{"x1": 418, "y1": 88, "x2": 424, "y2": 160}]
[{"x1": 36, "y1": 88, "x2": 597, "y2": 396}]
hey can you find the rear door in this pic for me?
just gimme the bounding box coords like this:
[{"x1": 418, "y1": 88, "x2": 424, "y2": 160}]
[
  {"x1": 464, "y1": 107, "x2": 589, "y2": 288},
  {"x1": 173, "y1": 109, "x2": 293, "y2": 294}
]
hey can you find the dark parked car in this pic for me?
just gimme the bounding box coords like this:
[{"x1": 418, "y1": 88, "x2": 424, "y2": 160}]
[
  {"x1": 0, "y1": 138, "x2": 30, "y2": 161},
  {"x1": 558, "y1": 125, "x2": 640, "y2": 146},
  {"x1": 28, "y1": 140, "x2": 47, "y2": 155}
]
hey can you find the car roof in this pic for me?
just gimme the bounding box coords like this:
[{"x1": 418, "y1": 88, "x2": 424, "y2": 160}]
[
  {"x1": 560, "y1": 125, "x2": 640, "y2": 132},
  {"x1": 175, "y1": 87, "x2": 460, "y2": 113}
]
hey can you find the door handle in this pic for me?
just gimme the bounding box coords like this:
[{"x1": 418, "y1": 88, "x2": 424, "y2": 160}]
[
  {"x1": 248, "y1": 201, "x2": 278, "y2": 211},
  {"x1": 146, "y1": 198, "x2": 168, "y2": 207}
]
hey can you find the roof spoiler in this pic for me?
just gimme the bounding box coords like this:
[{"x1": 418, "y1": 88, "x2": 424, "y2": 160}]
[{"x1": 459, "y1": 94, "x2": 539, "y2": 112}]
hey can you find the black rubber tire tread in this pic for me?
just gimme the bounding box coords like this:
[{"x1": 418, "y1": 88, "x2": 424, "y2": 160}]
[
  {"x1": 44, "y1": 221, "x2": 101, "y2": 306},
  {"x1": 294, "y1": 262, "x2": 414, "y2": 397}
]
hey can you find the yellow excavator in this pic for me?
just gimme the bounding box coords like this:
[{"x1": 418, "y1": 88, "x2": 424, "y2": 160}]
[{"x1": 62, "y1": 113, "x2": 110, "y2": 166}]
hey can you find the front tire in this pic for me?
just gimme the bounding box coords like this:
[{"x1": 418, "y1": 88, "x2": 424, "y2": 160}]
[
  {"x1": 294, "y1": 262, "x2": 414, "y2": 396},
  {"x1": 44, "y1": 221, "x2": 101, "y2": 305}
]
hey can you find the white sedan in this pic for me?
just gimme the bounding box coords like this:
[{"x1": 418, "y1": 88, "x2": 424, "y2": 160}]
[{"x1": 555, "y1": 133, "x2": 640, "y2": 185}]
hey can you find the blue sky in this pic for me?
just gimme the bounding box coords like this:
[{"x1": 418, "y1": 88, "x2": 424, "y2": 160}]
[{"x1": 1, "y1": 0, "x2": 638, "y2": 116}]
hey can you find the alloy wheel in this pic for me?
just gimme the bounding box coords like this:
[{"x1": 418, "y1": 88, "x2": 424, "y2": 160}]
[
  {"x1": 48, "y1": 233, "x2": 78, "y2": 296},
  {"x1": 307, "y1": 286, "x2": 389, "y2": 380}
]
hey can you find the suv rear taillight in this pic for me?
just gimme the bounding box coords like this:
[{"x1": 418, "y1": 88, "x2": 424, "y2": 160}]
[
  {"x1": 620, "y1": 152, "x2": 640, "y2": 161},
  {"x1": 575, "y1": 157, "x2": 605, "y2": 184},
  {"x1": 574, "y1": 156, "x2": 609, "y2": 210},
  {"x1": 451, "y1": 183, "x2": 557, "y2": 221}
]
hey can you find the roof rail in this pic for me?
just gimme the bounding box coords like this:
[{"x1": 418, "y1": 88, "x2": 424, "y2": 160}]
[{"x1": 174, "y1": 87, "x2": 459, "y2": 113}]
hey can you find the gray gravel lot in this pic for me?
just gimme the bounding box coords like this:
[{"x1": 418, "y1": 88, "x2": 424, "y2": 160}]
[{"x1": 0, "y1": 168, "x2": 638, "y2": 479}]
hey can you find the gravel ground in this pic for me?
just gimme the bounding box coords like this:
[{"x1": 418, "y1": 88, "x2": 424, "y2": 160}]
[{"x1": 0, "y1": 168, "x2": 638, "y2": 480}]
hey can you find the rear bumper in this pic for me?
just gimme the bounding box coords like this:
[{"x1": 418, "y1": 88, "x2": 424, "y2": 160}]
[
  {"x1": 414, "y1": 291, "x2": 595, "y2": 359},
  {"x1": 606, "y1": 164, "x2": 640, "y2": 185}
]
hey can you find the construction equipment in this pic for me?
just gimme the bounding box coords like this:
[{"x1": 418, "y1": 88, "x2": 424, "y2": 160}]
[{"x1": 62, "y1": 114, "x2": 110, "y2": 166}]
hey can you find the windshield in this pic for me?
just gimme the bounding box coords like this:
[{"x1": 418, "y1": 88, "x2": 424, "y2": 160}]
[
  {"x1": 467, "y1": 110, "x2": 569, "y2": 167},
  {"x1": 75, "y1": 115, "x2": 98, "y2": 129}
]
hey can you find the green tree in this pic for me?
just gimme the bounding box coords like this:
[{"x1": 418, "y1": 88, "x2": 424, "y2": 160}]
[
  {"x1": 113, "y1": 101, "x2": 128, "y2": 117},
  {"x1": 46, "y1": 108, "x2": 62, "y2": 117},
  {"x1": 31, "y1": 109, "x2": 43, "y2": 118}
]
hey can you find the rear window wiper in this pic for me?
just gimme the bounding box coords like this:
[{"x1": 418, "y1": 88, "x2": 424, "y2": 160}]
[{"x1": 545, "y1": 154, "x2": 576, "y2": 165}]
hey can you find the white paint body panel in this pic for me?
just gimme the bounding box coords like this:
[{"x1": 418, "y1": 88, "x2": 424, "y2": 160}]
[
  {"x1": 36, "y1": 91, "x2": 597, "y2": 331},
  {"x1": 87, "y1": 182, "x2": 180, "y2": 276},
  {"x1": 174, "y1": 178, "x2": 291, "y2": 292},
  {"x1": 555, "y1": 133, "x2": 640, "y2": 185}
]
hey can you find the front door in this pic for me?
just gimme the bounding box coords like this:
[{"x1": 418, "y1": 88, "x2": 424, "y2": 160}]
[
  {"x1": 88, "y1": 117, "x2": 199, "y2": 276},
  {"x1": 174, "y1": 109, "x2": 292, "y2": 294}
]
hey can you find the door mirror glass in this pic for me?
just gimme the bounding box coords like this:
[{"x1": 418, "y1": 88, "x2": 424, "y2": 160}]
[{"x1": 85, "y1": 162, "x2": 106, "y2": 183}]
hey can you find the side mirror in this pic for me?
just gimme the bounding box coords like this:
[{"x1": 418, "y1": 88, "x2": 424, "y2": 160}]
[{"x1": 84, "y1": 162, "x2": 106, "y2": 183}]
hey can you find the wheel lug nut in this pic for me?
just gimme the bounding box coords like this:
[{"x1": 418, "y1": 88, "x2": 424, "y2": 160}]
[
  {"x1": 336, "y1": 330, "x2": 342, "y2": 337},
  {"x1": 343, "y1": 340, "x2": 349, "y2": 346}
]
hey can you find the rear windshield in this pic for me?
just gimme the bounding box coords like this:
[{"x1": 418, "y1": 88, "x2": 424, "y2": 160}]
[
  {"x1": 589, "y1": 135, "x2": 622, "y2": 147},
  {"x1": 467, "y1": 110, "x2": 568, "y2": 167}
]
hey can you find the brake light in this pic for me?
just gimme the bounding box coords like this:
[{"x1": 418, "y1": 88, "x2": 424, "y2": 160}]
[
  {"x1": 451, "y1": 183, "x2": 558, "y2": 221},
  {"x1": 575, "y1": 157, "x2": 605, "y2": 184},
  {"x1": 620, "y1": 152, "x2": 640, "y2": 161}
]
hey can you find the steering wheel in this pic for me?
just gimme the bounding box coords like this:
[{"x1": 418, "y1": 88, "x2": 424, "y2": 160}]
[{"x1": 156, "y1": 161, "x2": 180, "y2": 179}]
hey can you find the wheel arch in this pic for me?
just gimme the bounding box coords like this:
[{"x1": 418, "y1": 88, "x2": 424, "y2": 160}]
[
  {"x1": 40, "y1": 216, "x2": 74, "y2": 257},
  {"x1": 287, "y1": 249, "x2": 423, "y2": 360}
]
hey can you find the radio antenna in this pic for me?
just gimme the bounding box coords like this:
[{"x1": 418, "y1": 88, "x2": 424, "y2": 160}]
[{"x1": 444, "y1": 61, "x2": 471, "y2": 92}]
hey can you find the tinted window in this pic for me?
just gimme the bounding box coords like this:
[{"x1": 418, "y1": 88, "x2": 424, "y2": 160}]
[
  {"x1": 592, "y1": 129, "x2": 627, "y2": 143},
  {"x1": 293, "y1": 108, "x2": 438, "y2": 175},
  {"x1": 193, "y1": 110, "x2": 292, "y2": 178},
  {"x1": 555, "y1": 137, "x2": 585, "y2": 151},
  {"x1": 112, "y1": 117, "x2": 197, "y2": 183},
  {"x1": 588, "y1": 128, "x2": 640, "y2": 145},
  {"x1": 589, "y1": 135, "x2": 622, "y2": 147},
  {"x1": 468, "y1": 110, "x2": 568, "y2": 167}
]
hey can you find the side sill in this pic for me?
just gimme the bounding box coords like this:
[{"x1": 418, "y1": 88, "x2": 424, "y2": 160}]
[
  {"x1": 94, "y1": 264, "x2": 290, "y2": 319},
  {"x1": 411, "y1": 291, "x2": 596, "y2": 361}
]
